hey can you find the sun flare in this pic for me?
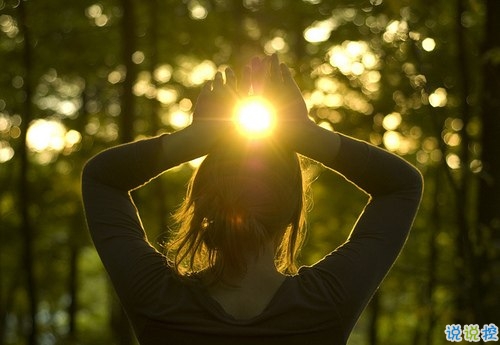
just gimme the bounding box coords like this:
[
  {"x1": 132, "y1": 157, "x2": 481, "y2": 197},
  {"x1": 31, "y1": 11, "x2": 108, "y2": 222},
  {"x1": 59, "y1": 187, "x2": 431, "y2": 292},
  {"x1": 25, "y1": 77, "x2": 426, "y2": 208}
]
[{"x1": 234, "y1": 97, "x2": 275, "y2": 138}]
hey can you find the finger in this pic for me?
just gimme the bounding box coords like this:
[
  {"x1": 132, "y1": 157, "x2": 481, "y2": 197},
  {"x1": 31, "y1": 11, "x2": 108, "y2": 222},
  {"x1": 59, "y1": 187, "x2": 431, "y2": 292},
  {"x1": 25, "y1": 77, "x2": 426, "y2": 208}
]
[
  {"x1": 280, "y1": 63, "x2": 294, "y2": 85},
  {"x1": 251, "y1": 56, "x2": 263, "y2": 71},
  {"x1": 201, "y1": 80, "x2": 213, "y2": 93},
  {"x1": 213, "y1": 71, "x2": 224, "y2": 90},
  {"x1": 270, "y1": 53, "x2": 281, "y2": 82},
  {"x1": 225, "y1": 67, "x2": 236, "y2": 89},
  {"x1": 251, "y1": 56, "x2": 267, "y2": 94},
  {"x1": 240, "y1": 65, "x2": 252, "y2": 96}
]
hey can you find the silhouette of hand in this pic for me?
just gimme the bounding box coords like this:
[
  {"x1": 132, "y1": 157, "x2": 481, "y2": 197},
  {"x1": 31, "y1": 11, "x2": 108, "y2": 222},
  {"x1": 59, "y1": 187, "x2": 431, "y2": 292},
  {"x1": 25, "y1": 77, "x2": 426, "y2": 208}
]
[
  {"x1": 190, "y1": 67, "x2": 249, "y2": 145},
  {"x1": 251, "y1": 54, "x2": 317, "y2": 147},
  {"x1": 192, "y1": 68, "x2": 236, "y2": 123}
]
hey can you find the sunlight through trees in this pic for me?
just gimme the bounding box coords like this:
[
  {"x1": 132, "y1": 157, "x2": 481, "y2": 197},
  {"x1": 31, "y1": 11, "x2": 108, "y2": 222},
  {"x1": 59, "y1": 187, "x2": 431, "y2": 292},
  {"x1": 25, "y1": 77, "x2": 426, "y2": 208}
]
[{"x1": 1, "y1": 0, "x2": 498, "y2": 344}]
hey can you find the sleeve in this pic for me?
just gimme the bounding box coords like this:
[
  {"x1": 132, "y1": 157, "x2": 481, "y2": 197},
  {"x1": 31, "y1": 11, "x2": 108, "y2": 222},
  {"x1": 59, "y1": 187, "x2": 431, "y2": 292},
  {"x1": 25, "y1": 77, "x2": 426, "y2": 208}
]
[
  {"x1": 310, "y1": 134, "x2": 423, "y2": 334},
  {"x1": 81, "y1": 135, "x2": 178, "y2": 315}
]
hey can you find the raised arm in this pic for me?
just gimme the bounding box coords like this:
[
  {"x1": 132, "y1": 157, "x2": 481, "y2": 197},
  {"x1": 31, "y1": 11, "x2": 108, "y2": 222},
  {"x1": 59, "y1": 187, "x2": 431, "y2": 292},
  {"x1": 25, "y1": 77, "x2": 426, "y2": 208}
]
[
  {"x1": 256, "y1": 54, "x2": 423, "y2": 333},
  {"x1": 81, "y1": 68, "x2": 243, "y2": 316},
  {"x1": 82, "y1": 69, "x2": 240, "y2": 191}
]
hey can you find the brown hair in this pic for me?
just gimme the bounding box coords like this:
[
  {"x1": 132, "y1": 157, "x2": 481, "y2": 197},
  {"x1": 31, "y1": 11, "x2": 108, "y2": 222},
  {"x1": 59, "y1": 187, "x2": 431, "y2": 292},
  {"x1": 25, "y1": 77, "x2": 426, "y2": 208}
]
[{"x1": 167, "y1": 139, "x2": 309, "y2": 282}]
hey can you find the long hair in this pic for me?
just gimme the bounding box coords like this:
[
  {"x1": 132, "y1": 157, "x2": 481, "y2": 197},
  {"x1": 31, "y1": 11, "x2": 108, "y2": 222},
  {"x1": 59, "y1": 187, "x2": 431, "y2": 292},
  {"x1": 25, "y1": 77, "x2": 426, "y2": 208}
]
[{"x1": 167, "y1": 139, "x2": 309, "y2": 283}]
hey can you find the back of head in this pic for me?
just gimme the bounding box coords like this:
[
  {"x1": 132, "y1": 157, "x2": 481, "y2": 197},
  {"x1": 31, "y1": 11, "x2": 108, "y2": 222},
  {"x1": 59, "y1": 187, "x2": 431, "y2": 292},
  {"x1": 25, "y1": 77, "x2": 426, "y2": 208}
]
[{"x1": 168, "y1": 139, "x2": 307, "y2": 281}]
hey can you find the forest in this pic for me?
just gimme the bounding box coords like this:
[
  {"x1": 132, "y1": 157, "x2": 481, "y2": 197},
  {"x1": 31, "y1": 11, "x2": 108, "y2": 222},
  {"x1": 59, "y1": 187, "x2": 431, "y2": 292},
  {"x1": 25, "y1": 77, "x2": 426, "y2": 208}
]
[{"x1": 0, "y1": 0, "x2": 499, "y2": 344}]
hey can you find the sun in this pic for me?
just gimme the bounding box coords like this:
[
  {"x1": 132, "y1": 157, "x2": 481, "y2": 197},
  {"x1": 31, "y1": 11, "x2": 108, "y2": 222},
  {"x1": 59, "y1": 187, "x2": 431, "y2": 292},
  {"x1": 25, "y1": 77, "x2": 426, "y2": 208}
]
[{"x1": 234, "y1": 97, "x2": 275, "y2": 138}]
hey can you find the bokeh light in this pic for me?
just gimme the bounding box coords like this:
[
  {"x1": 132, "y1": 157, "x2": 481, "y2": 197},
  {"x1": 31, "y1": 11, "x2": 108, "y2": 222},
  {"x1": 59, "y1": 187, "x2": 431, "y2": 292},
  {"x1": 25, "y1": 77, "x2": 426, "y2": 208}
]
[
  {"x1": 303, "y1": 19, "x2": 338, "y2": 43},
  {"x1": 382, "y1": 112, "x2": 402, "y2": 131},
  {"x1": 85, "y1": 3, "x2": 109, "y2": 27},
  {"x1": 27, "y1": 119, "x2": 67, "y2": 152},
  {"x1": 168, "y1": 109, "x2": 191, "y2": 129},
  {"x1": 429, "y1": 88, "x2": 448, "y2": 107},
  {"x1": 188, "y1": 0, "x2": 208, "y2": 20},
  {"x1": 422, "y1": 38, "x2": 436, "y2": 52},
  {"x1": 26, "y1": 119, "x2": 82, "y2": 164},
  {"x1": 0, "y1": 140, "x2": 14, "y2": 163},
  {"x1": 0, "y1": 14, "x2": 19, "y2": 38}
]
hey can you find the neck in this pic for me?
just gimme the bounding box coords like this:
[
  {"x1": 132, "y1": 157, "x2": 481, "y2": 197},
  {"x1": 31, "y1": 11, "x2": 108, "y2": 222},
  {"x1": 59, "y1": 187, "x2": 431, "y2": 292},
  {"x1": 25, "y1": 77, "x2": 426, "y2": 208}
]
[
  {"x1": 204, "y1": 242, "x2": 287, "y2": 320},
  {"x1": 208, "y1": 242, "x2": 283, "y2": 288}
]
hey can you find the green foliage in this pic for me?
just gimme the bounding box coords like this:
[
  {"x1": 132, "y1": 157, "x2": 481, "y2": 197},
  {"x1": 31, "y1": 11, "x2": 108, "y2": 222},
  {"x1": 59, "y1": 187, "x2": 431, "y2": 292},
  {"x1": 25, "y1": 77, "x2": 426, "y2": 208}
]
[{"x1": 0, "y1": 0, "x2": 497, "y2": 344}]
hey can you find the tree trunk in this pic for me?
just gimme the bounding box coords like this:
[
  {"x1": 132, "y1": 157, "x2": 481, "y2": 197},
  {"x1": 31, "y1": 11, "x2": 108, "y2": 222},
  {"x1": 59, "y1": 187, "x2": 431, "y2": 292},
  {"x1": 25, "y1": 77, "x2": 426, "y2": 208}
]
[
  {"x1": 148, "y1": 0, "x2": 169, "y2": 234},
  {"x1": 17, "y1": 1, "x2": 38, "y2": 343},
  {"x1": 67, "y1": 243, "x2": 79, "y2": 341},
  {"x1": 109, "y1": 0, "x2": 137, "y2": 344},
  {"x1": 367, "y1": 292, "x2": 380, "y2": 345},
  {"x1": 120, "y1": 0, "x2": 136, "y2": 144},
  {"x1": 424, "y1": 167, "x2": 441, "y2": 345},
  {"x1": 454, "y1": 0, "x2": 470, "y2": 324}
]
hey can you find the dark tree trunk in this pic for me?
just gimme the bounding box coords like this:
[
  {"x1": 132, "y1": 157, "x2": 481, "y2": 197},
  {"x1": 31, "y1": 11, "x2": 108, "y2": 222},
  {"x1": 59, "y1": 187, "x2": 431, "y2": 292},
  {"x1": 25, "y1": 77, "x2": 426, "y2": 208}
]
[
  {"x1": 450, "y1": 0, "x2": 488, "y2": 325},
  {"x1": 67, "y1": 243, "x2": 79, "y2": 340},
  {"x1": 148, "y1": 0, "x2": 169, "y2": 234},
  {"x1": 368, "y1": 292, "x2": 380, "y2": 345},
  {"x1": 120, "y1": 0, "x2": 136, "y2": 144},
  {"x1": 109, "y1": 0, "x2": 137, "y2": 344},
  {"x1": 17, "y1": 1, "x2": 38, "y2": 344}
]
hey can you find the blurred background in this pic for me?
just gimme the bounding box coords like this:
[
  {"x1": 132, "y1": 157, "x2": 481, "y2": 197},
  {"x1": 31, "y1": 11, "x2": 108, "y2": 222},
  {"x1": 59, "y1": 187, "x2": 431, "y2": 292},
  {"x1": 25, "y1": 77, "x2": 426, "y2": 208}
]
[{"x1": 0, "y1": 0, "x2": 499, "y2": 344}]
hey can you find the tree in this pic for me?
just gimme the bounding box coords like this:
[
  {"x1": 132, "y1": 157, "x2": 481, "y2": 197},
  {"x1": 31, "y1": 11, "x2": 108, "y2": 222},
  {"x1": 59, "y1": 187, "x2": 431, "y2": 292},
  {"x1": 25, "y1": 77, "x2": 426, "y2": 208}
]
[{"x1": 16, "y1": 1, "x2": 37, "y2": 343}]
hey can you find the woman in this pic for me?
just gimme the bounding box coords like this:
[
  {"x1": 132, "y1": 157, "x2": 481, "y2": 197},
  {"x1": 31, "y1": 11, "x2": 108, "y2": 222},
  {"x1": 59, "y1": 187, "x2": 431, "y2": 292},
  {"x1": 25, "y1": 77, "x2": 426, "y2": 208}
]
[{"x1": 82, "y1": 54, "x2": 423, "y2": 344}]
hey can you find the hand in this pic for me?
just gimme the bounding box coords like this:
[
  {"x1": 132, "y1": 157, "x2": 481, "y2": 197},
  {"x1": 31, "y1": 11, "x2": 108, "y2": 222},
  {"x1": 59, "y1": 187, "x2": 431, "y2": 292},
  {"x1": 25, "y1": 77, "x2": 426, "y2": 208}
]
[
  {"x1": 251, "y1": 54, "x2": 318, "y2": 148},
  {"x1": 189, "y1": 67, "x2": 249, "y2": 146},
  {"x1": 192, "y1": 68, "x2": 236, "y2": 124}
]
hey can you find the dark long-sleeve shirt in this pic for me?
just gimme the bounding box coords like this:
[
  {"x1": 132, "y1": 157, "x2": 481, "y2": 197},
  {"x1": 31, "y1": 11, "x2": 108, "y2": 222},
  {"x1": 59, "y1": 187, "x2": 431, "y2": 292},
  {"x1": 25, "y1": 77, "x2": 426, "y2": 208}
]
[{"x1": 81, "y1": 133, "x2": 423, "y2": 345}]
